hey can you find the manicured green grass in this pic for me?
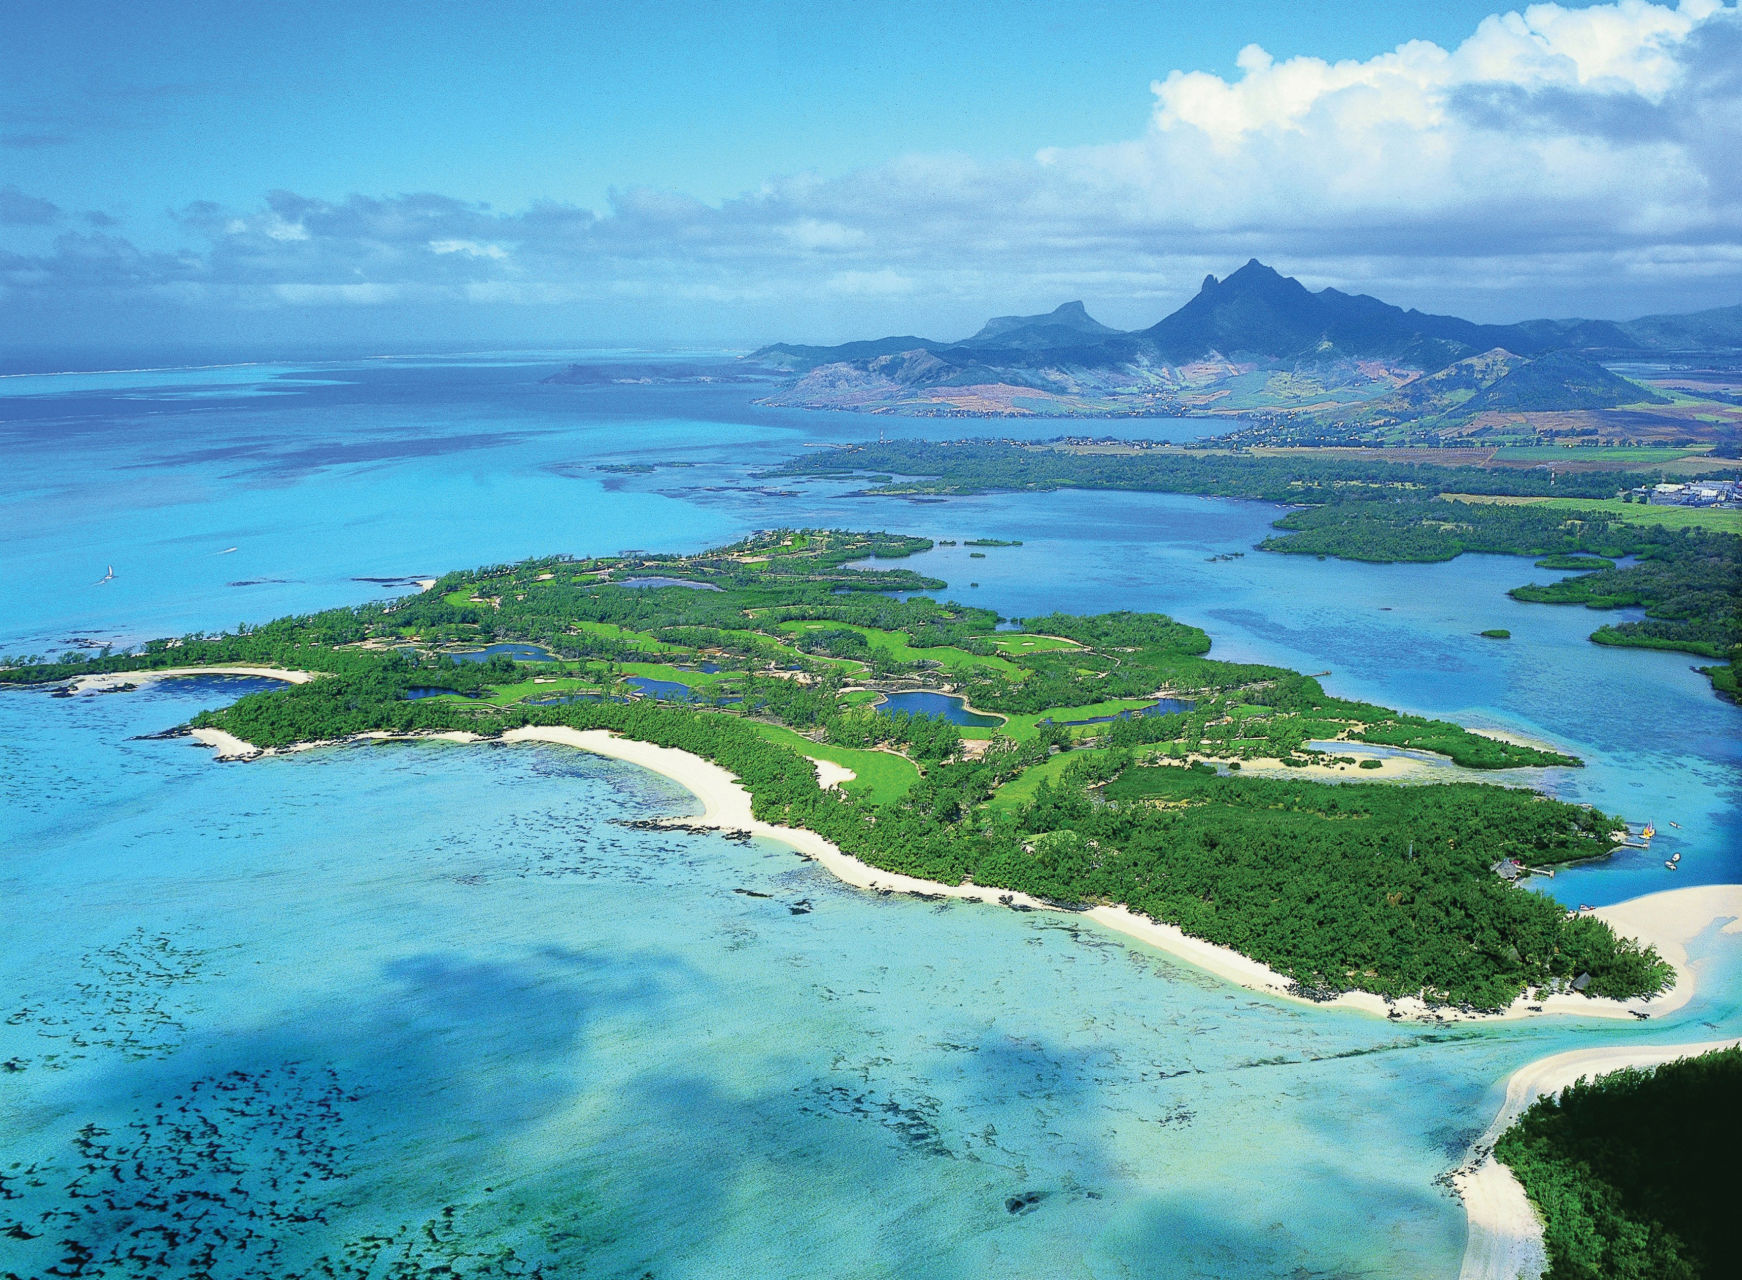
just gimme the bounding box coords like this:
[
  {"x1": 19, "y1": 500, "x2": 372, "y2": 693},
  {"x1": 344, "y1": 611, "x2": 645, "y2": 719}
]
[
  {"x1": 1443, "y1": 494, "x2": 1742, "y2": 533},
  {"x1": 986, "y1": 633, "x2": 1081, "y2": 655},
  {"x1": 776, "y1": 621, "x2": 1025, "y2": 677},
  {"x1": 570, "y1": 620, "x2": 688, "y2": 652},
  {"x1": 473, "y1": 677, "x2": 601, "y2": 705},
  {"x1": 617, "y1": 661, "x2": 730, "y2": 688},
  {"x1": 744, "y1": 722, "x2": 920, "y2": 804}
]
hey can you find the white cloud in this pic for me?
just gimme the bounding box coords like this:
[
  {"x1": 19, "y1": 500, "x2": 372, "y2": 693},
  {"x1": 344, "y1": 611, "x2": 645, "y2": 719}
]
[
  {"x1": 2, "y1": 1, "x2": 1737, "y2": 335},
  {"x1": 825, "y1": 268, "x2": 914, "y2": 296},
  {"x1": 1039, "y1": 0, "x2": 1738, "y2": 245},
  {"x1": 429, "y1": 238, "x2": 508, "y2": 259}
]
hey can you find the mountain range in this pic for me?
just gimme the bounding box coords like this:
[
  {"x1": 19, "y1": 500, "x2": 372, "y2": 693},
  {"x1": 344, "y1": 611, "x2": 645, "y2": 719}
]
[{"x1": 750, "y1": 261, "x2": 1740, "y2": 425}]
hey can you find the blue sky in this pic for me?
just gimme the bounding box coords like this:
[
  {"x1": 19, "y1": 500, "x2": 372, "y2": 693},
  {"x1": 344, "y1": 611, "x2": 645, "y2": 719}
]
[{"x1": 3, "y1": 0, "x2": 1738, "y2": 354}]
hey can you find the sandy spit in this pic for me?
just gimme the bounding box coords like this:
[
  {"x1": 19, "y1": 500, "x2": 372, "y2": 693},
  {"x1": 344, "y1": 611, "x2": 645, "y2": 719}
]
[
  {"x1": 1457, "y1": 1027, "x2": 1742, "y2": 1280},
  {"x1": 72, "y1": 665, "x2": 316, "y2": 693}
]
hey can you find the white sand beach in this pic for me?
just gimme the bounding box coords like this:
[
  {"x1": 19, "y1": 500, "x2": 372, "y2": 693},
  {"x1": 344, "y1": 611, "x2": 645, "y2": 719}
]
[
  {"x1": 73, "y1": 665, "x2": 315, "y2": 693},
  {"x1": 1225, "y1": 752, "x2": 1433, "y2": 781},
  {"x1": 494, "y1": 727, "x2": 1733, "y2": 1026},
  {"x1": 170, "y1": 702, "x2": 1735, "y2": 1026},
  {"x1": 498, "y1": 726, "x2": 1065, "y2": 910},
  {"x1": 1457, "y1": 1028, "x2": 1742, "y2": 1280},
  {"x1": 189, "y1": 726, "x2": 263, "y2": 759}
]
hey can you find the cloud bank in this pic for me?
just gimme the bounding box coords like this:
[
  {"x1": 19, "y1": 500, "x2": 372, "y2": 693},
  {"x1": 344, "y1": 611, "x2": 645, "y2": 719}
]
[{"x1": 4, "y1": 0, "x2": 1738, "y2": 344}]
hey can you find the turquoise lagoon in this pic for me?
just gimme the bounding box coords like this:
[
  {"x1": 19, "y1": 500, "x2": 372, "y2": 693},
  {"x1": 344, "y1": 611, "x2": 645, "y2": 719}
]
[{"x1": 2, "y1": 355, "x2": 1740, "y2": 1277}]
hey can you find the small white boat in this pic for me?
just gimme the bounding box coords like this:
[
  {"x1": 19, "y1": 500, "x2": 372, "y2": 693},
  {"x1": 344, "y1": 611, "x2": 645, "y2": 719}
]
[{"x1": 1665, "y1": 861, "x2": 1678, "y2": 871}]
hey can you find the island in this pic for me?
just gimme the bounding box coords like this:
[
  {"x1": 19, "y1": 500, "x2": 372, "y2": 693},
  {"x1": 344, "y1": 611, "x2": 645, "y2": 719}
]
[{"x1": 5, "y1": 529, "x2": 1674, "y2": 1015}]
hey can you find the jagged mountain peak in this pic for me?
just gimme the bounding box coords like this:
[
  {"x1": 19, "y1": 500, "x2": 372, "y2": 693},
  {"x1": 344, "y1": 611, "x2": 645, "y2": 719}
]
[{"x1": 968, "y1": 300, "x2": 1120, "y2": 344}]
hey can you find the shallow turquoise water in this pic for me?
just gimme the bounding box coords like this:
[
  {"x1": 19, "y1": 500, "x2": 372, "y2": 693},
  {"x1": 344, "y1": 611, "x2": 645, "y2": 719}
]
[{"x1": 3, "y1": 356, "x2": 1739, "y2": 1277}]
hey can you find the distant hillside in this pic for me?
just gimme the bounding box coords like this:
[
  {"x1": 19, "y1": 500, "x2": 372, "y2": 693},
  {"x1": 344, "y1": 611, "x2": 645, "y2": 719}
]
[
  {"x1": 1351, "y1": 348, "x2": 1668, "y2": 424},
  {"x1": 1618, "y1": 303, "x2": 1742, "y2": 351},
  {"x1": 1462, "y1": 350, "x2": 1669, "y2": 414}
]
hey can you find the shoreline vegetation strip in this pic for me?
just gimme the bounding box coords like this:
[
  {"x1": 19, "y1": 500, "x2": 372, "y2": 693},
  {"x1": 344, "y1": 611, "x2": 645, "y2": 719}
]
[{"x1": 2, "y1": 526, "x2": 1683, "y2": 1012}]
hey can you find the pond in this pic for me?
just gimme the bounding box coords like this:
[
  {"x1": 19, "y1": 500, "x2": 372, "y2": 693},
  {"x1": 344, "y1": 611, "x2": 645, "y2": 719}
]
[
  {"x1": 446, "y1": 642, "x2": 556, "y2": 663},
  {"x1": 875, "y1": 690, "x2": 1003, "y2": 727},
  {"x1": 1044, "y1": 697, "x2": 1197, "y2": 726},
  {"x1": 624, "y1": 675, "x2": 740, "y2": 705},
  {"x1": 616, "y1": 576, "x2": 722, "y2": 591}
]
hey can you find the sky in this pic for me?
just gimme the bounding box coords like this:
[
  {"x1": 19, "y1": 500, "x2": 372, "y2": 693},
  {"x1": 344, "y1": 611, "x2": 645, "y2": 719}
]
[{"x1": 2, "y1": 0, "x2": 1739, "y2": 357}]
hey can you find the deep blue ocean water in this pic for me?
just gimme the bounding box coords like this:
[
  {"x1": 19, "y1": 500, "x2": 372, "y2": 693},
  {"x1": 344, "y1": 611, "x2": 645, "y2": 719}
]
[{"x1": 2, "y1": 354, "x2": 1738, "y2": 1278}]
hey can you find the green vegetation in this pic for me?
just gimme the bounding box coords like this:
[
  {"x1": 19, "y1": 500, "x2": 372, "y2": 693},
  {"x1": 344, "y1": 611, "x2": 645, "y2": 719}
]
[
  {"x1": 986, "y1": 633, "x2": 1080, "y2": 656},
  {"x1": 1093, "y1": 767, "x2": 1666, "y2": 1005},
  {"x1": 1479, "y1": 629, "x2": 1512, "y2": 639},
  {"x1": 744, "y1": 722, "x2": 921, "y2": 805},
  {"x1": 3, "y1": 528, "x2": 1665, "y2": 1010},
  {"x1": 777, "y1": 439, "x2": 1638, "y2": 503},
  {"x1": 776, "y1": 620, "x2": 1024, "y2": 677},
  {"x1": 775, "y1": 441, "x2": 1740, "y2": 698},
  {"x1": 1495, "y1": 1046, "x2": 1741, "y2": 1279}
]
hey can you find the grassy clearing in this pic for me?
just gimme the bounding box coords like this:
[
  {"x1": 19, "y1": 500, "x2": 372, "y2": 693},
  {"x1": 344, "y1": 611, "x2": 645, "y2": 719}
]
[
  {"x1": 997, "y1": 697, "x2": 1173, "y2": 741},
  {"x1": 744, "y1": 722, "x2": 920, "y2": 804},
  {"x1": 472, "y1": 677, "x2": 601, "y2": 705},
  {"x1": 985, "y1": 751, "x2": 1082, "y2": 811},
  {"x1": 776, "y1": 621, "x2": 1025, "y2": 677},
  {"x1": 1442, "y1": 494, "x2": 1742, "y2": 533}
]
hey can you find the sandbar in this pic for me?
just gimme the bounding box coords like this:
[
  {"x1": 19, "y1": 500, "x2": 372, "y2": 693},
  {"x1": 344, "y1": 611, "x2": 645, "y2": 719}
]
[{"x1": 73, "y1": 665, "x2": 315, "y2": 693}]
